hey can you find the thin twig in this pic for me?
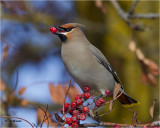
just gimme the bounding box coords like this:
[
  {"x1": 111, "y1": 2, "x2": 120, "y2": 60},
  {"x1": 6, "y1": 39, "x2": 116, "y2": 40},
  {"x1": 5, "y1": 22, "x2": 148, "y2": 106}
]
[
  {"x1": 128, "y1": 0, "x2": 139, "y2": 15},
  {"x1": 110, "y1": 0, "x2": 129, "y2": 24},
  {"x1": 114, "y1": 89, "x2": 124, "y2": 100},
  {"x1": 110, "y1": 0, "x2": 140, "y2": 30},
  {"x1": 56, "y1": 80, "x2": 72, "y2": 127},
  {"x1": 110, "y1": 0, "x2": 160, "y2": 31},
  {"x1": 46, "y1": 105, "x2": 49, "y2": 128},
  {"x1": 98, "y1": 100, "x2": 115, "y2": 117},
  {"x1": 131, "y1": 106, "x2": 135, "y2": 125},
  {"x1": 88, "y1": 110, "x2": 102, "y2": 123},
  {"x1": 55, "y1": 114, "x2": 65, "y2": 127},
  {"x1": 128, "y1": 13, "x2": 160, "y2": 19},
  {"x1": 39, "y1": 105, "x2": 49, "y2": 128},
  {"x1": 43, "y1": 108, "x2": 61, "y2": 122},
  {"x1": 81, "y1": 121, "x2": 160, "y2": 127},
  {"x1": 60, "y1": 122, "x2": 66, "y2": 128},
  {"x1": 63, "y1": 80, "x2": 71, "y2": 119}
]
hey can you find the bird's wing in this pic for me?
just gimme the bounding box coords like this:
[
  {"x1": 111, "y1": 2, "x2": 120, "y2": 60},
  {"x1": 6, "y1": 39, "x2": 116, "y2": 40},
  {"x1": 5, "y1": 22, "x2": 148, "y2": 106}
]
[{"x1": 89, "y1": 45, "x2": 121, "y2": 84}]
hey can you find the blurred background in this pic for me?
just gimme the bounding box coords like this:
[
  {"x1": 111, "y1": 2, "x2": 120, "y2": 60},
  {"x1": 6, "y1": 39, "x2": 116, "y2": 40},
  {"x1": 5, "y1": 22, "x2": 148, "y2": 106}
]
[{"x1": 0, "y1": 1, "x2": 159, "y2": 127}]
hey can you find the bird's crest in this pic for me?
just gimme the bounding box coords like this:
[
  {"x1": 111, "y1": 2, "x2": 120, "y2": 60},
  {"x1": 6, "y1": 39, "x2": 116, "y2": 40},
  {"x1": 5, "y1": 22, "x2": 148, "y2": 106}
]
[{"x1": 61, "y1": 23, "x2": 85, "y2": 29}]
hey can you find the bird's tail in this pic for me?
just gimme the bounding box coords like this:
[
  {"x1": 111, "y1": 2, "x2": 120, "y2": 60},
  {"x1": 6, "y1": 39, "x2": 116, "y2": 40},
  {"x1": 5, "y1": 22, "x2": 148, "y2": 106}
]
[{"x1": 117, "y1": 92, "x2": 140, "y2": 108}]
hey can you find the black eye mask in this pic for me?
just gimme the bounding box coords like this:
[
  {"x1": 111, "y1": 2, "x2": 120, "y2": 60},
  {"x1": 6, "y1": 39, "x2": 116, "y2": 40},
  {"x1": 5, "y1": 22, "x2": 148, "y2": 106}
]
[
  {"x1": 50, "y1": 26, "x2": 75, "y2": 42},
  {"x1": 58, "y1": 27, "x2": 75, "y2": 32}
]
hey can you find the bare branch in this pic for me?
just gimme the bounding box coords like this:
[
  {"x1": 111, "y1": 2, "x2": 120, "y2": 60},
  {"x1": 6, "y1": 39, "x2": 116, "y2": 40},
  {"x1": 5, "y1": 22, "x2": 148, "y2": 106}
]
[
  {"x1": 40, "y1": 105, "x2": 49, "y2": 128},
  {"x1": 128, "y1": 13, "x2": 160, "y2": 19},
  {"x1": 80, "y1": 120, "x2": 160, "y2": 127},
  {"x1": 110, "y1": 0, "x2": 160, "y2": 31},
  {"x1": 110, "y1": 0, "x2": 131, "y2": 25},
  {"x1": 110, "y1": 0, "x2": 128, "y2": 21},
  {"x1": 128, "y1": 0, "x2": 139, "y2": 15},
  {"x1": 110, "y1": 0, "x2": 141, "y2": 30}
]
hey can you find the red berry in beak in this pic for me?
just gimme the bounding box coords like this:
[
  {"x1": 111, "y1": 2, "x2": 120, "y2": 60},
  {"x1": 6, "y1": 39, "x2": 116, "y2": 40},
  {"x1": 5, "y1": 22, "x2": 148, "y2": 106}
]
[{"x1": 50, "y1": 27, "x2": 57, "y2": 33}]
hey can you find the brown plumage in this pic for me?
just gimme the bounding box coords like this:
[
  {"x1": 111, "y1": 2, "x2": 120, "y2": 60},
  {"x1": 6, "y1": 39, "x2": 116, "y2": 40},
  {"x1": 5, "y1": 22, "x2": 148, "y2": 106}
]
[{"x1": 61, "y1": 23, "x2": 85, "y2": 29}]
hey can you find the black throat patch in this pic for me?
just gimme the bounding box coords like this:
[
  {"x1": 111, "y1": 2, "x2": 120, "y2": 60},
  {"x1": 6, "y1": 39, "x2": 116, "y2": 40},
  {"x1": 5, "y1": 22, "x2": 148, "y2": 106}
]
[{"x1": 58, "y1": 34, "x2": 67, "y2": 42}]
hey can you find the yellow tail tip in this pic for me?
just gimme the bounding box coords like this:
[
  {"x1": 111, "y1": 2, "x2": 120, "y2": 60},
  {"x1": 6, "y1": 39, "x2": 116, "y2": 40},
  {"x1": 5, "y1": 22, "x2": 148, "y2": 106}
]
[{"x1": 122, "y1": 101, "x2": 141, "y2": 108}]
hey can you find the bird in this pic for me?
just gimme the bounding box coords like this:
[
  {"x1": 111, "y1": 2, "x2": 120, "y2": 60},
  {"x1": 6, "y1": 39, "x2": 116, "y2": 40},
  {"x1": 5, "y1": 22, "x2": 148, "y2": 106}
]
[{"x1": 50, "y1": 23, "x2": 139, "y2": 107}]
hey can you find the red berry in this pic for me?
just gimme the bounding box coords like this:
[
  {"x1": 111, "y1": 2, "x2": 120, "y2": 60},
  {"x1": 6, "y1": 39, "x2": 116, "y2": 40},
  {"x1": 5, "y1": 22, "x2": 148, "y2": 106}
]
[
  {"x1": 72, "y1": 122, "x2": 79, "y2": 128},
  {"x1": 73, "y1": 110, "x2": 79, "y2": 116},
  {"x1": 64, "y1": 103, "x2": 70, "y2": 110},
  {"x1": 76, "y1": 99, "x2": 82, "y2": 105},
  {"x1": 65, "y1": 117, "x2": 72, "y2": 124},
  {"x1": 71, "y1": 101, "x2": 77, "y2": 108},
  {"x1": 105, "y1": 89, "x2": 111, "y2": 96},
  {"x1": 113, "y1": 124, "x2": 120, "y2": 128},
  {"x1": 143, "y1": 126, "x2": 148, "y2": 128},
  {"x1": 72, "y1": 116, "x2": 78, "y2": 122},
  {"x1": 84, "y1": 86, "x2": 90, "y2": 92},
  {"x1": 95, "y1": 100, "x2": 101, "y2": 107},
  {"x1": 99, "y1": 98, "x2": 105, "y2": 104},
  {"x1": 79, "y1": 113, "x2": 86, "y2": 121},
  {"x1": 75, "y1": 94, "x2": 81, "y2": 100},
  {"x1": 82, "y1": 106, "x2": 89, "y2": 114},
  {"x1": 80, "y1": 94, "x2": 84, "y2": 98},
  {"x1": 84, "y1": 92, "x2": 90, "y2": 99},
  {"x1": 50, "y1": 27, "x2": 57, "y2": 33},
  {"x1": 61, "y1": 108, "x2": 67, "y2": 114},
  {"x1": 69, "y1": 109, "x2": 74, "y2": 115}
]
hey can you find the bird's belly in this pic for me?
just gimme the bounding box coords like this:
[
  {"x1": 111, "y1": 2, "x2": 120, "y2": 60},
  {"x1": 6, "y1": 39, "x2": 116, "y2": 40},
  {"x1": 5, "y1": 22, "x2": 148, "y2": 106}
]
[
  {"x1": 63, "y1": 58, "x2": 115, "y2": 91},
  {"x1": 64, "y1": 60, "x2": 93, "y2": 84},
  {"x1": 61, "y1": 43, "x2": 115, "y2": 92}
]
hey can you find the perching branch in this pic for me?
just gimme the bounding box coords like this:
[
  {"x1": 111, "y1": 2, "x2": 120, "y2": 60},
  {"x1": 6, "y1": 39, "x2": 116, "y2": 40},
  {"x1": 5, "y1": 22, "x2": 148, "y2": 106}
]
[
  {"x1": 110, "y1": 0, "x2": 160, "y2": 31},
  {"x1": 80, "y1": 120, "x2": 160, "y2": 127}
]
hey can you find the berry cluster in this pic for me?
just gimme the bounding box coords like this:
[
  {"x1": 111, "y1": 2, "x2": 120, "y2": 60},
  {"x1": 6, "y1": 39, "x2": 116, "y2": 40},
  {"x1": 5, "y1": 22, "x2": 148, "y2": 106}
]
[{"x1": 60, "y1": 86, "x2": 111, "y2": 128}]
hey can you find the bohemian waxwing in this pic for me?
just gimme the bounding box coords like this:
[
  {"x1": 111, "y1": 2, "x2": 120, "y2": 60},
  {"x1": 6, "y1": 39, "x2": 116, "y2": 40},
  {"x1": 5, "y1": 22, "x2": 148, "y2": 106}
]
[{"x1": 50, "y1": 23, "x2": 138, "y2": 107}]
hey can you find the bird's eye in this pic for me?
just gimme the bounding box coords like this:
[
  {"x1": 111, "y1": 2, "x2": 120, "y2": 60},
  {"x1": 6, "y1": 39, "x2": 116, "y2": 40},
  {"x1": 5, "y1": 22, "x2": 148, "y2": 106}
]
[
  {"x1": 66, "y1": 27, "x2": 74, "y2": 32},
  {"x1": 58, "y1": 27, "x2": 74, "y2": 33}
]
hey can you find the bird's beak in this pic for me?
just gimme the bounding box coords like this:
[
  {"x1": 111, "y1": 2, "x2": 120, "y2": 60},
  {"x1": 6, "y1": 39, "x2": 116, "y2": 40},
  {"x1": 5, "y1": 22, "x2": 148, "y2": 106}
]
[{"x1": 50, "y1": 26, "x2": 66, "y2": 35}]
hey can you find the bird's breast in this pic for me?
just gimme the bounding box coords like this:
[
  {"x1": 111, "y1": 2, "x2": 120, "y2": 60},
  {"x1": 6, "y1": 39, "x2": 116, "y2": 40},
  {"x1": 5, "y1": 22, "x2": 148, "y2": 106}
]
[
  {"x1": 61, "y1": 43, "x2": 93, "y2": 76},
  {"x1": 61, "y1": 42, "x2": 115, "y2": 91},
  {"x1": 61, "y1": 43, "x2": 97, "y2": 84}
]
